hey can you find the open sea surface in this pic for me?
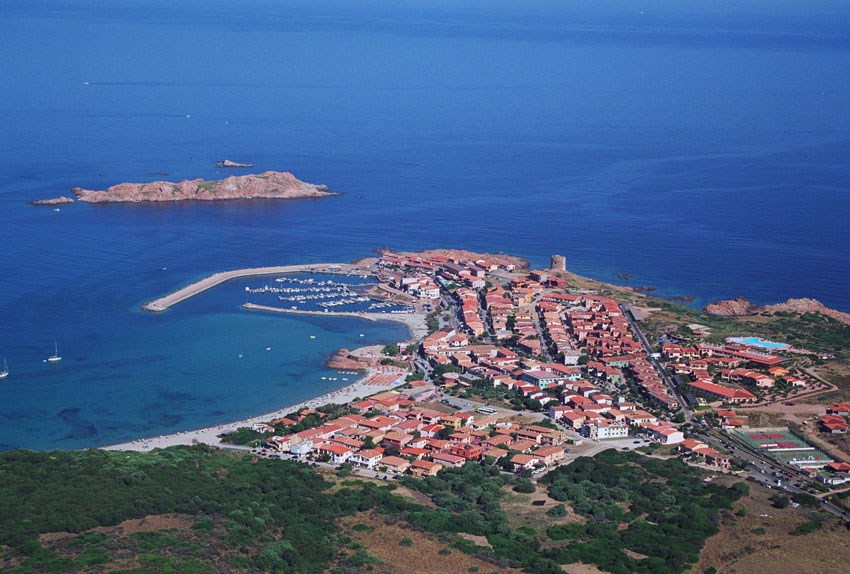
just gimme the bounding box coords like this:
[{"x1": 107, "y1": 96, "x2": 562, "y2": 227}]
[{"x1": 1, "y1": 0, "x2": 849, "y2": 450}]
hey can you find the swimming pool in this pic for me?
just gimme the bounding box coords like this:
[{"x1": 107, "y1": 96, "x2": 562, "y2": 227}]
[{"x1": 727, "y1": 336, "x2": 790, "y2": 350}]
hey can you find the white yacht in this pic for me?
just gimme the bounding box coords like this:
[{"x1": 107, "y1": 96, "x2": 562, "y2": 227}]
[{"x1": 47, "y1": 341, "x2": 62, "y2": 363}]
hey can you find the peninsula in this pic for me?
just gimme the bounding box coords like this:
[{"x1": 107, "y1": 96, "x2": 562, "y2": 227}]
[{"x1": 71, "y1": 171, "x2": 333, "y2": 204}]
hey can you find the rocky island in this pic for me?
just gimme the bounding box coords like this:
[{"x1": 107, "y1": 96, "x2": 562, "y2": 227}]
[
  {"x1": 216, "y1": 159, "x2": 252, "y2": 168},
  {"x1": 30, "y1": 196, "x2": 74, "y2": 206},
  {"x1": 71, "y1": 171, "x2": 333, "y2": 204}
]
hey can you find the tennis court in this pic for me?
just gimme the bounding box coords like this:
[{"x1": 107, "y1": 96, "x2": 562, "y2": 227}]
[
  {"x1": 737, "y1": 429, "x2": 806, "y2": 450},
  {"x1": 736, "y1": 428, "x2": 833, "y2": 468}
]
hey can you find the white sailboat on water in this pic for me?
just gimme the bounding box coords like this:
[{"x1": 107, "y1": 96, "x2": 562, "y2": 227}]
[
  {"x1": 0, "y1": 359, "x2": 8, "y2": 379},
  {"x1": 47, "y1": 341, "x2": 62, "y2": 363}
]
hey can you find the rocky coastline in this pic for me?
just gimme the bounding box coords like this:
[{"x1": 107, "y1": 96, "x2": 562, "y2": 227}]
[
  {"x1": 705, "y1": 296, "x2": 850, "y2": 325},
  {"x1": 71, "y1": 171, "x2": 333, "y2": 204}
]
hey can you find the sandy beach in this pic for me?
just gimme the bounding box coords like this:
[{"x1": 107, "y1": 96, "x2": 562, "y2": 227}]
[
  {"x1": 102, "y1": 369, "x2": 395, "y2": 452},
  {"x1": 105, "y1": 261, "x2": 423, "y2": 453}
]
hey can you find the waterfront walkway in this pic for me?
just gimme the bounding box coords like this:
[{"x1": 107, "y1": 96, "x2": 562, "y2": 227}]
[{"x1": 142, "y1": 263, "x2": 360, "y2": 312}]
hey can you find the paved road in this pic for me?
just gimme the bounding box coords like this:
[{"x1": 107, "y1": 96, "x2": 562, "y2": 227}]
[
  {"x1": 621, "y1": 305, "x2": 692, "y2": 422},
  {"x1": 698, "y1": 430, "x2": 850, "y2": 522}
]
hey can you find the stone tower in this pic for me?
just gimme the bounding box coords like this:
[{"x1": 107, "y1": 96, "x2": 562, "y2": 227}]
[{"x1": 550, "y1": 254, "x2": 566, "y2": 272}]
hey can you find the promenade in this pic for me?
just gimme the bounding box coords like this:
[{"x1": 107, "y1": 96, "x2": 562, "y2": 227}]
[{"x1": 142, "y1": 263, "x2": 361, "y2": 312}]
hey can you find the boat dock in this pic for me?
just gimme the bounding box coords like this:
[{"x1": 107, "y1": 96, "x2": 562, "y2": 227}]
[{"x1": 142, "y1": 263, "x2": 364, "y2": 312}]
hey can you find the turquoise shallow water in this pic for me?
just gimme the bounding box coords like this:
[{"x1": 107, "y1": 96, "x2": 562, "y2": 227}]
[{"x1": 1, "y1": 0, "x2": 849, "y2": 450}]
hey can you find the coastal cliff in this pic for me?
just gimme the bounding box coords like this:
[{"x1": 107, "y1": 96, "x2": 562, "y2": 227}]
[{"x1": 72, "y1": 171, "x2": 333, "y2": 204}]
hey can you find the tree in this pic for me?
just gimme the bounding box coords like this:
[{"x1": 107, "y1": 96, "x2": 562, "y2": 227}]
[
  {"x1": 382, "y1": 343, "x2": 400, "y2": 356},
  {"x1": 546, "y1": 504, "x2": 568, "y2": 518},
  {"x1": 514, "y1": 477, "x2": 536, "y2": 493},
  {"x1": 770, "y1": 494, "x2": 790, "y2": 509}
]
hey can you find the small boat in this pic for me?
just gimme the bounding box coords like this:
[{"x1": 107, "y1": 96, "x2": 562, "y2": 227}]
[
  {"x1": 0, "y1": 359, "x2": 8, "y2": 379},
  {"x1": 309, "y1": 335, "x2": 316, "y2": 339},
  {"x1": 47, "y1": 341, "x2": 62, "y2": 363},
  {"x1": 265, "y1": 347, "x2": 272, "y2": 351}
]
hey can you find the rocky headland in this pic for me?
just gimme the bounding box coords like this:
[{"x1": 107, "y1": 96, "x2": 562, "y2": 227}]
[
  {"x1": 326, "y1": 346, "x2": 388, "y2": 370},
  {"x1": 705, "y1": 296, "x2": 850, "y2": 325},
  {"x1": 326, "y1": 349, "x2": 368, "y2": 371},
  {"x1": 71, "y1": 171, "x2": 333, "y2": 204},
  {"x1": 30, "y1": 196, "x2": 74, "y2": 206}
]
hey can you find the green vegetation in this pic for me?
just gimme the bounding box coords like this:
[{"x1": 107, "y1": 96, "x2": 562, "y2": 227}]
[
  {"x1": 545, "y1": 504, "x2": 568, "y2": 518},
  {"x1": 0, "y1": 446, "x2": 417, "y2": 574},
  {"x1": 425, "y1": 312, "x2": 440, "y2": 334},
  {"x1": 513, "y1": 477, "x2": 536, "y2": 494},
  {"x1": 770, "y1": 494, "x2": 790, "y2": 509},
  {"x1": 791, "y1": 520, "x2": 823, "y2": 536},
  {"x1": 539, "y1": 450, "x2": 746, "y2": 574},
  {"x1": 382, "y1": 343, "x2": 400, "y2": 356},
  {"x1": 0, "y1": 446, "x2": 752, "y2": 574},
  {"x1": 641, "y1": 299, "x2": 850, "y2": 358},
  {"x1": 791, "y1": 492, "x2": 819, "y2": 507}
]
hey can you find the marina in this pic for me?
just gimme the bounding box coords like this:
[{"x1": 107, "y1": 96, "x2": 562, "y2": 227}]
[
  {"x1": 243, "y1": 274, "x2": 412, "y2": 314},
  {"x1": 142, "y1": 263, "x2": 363, "y2": 312}
]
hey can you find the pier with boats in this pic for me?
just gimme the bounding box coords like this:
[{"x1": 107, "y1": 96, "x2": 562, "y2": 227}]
[{"x1": 245, "y1": 275, "x2": 412, "y2": 314}]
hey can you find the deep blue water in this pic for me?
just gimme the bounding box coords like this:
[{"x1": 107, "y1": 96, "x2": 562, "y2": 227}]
[{"x1": 2, "y1": 0, "x2": 849, "y2": 450}]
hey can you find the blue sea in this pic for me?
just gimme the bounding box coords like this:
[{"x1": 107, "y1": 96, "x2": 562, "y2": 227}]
[{"x1": 2, "y1": 0, "x2": 849, "y2": 450}]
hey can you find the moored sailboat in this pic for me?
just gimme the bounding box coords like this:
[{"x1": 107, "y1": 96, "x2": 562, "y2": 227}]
[{"x1": 47, "y1": 341, "x2": 62, "y2": 363}]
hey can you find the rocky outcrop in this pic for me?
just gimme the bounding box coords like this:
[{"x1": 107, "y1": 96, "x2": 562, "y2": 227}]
[
  {"x1": 764, "y1": 298, "x2": 850, "y2": 325},
  {"x1": 326, "y1": 349, "x2": 367, "y2": 371},
  {"x1": 705, "y1": 296, "x2": 850, "y2": 325},
  {"x1": 216, "y1": 160, "x2": 252, "y2": 168},
  {"x1": 72, "y1": 171, "x2": 333, "y2": 204},
  {"x1": 704, "y1": 297, "x2": 761, "y2": 317},
  {"x1": 30, "y1": 196, "x2": 74, "y2": 206}
]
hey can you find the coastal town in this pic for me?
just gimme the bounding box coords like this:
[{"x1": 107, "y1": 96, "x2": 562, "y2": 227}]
[{"x1": 196, "y1": 249, "x2": 850, "y2": 522}]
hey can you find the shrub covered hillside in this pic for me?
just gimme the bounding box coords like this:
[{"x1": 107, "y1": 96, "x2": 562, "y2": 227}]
[
  {"x1": 0, "y1": 447, "x2": 746, "y2": 574},
  {"x1": 541, "y1": 449, "x2": 749, "y2": 574},
  {"x1": 0, "y1": 446, "x2": 409, "y2": 574}
]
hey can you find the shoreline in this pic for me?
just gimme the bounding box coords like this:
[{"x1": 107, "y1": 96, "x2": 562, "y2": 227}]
[
  {"x1": 102, "y1": 368, "x2": 392, "y2": 452},
  {"x1": 108, "y1": 261, "x2": 421, "y2": 453},
  {"x1": 142, "y1": 262, "x2": 364, "y2": 312}
]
